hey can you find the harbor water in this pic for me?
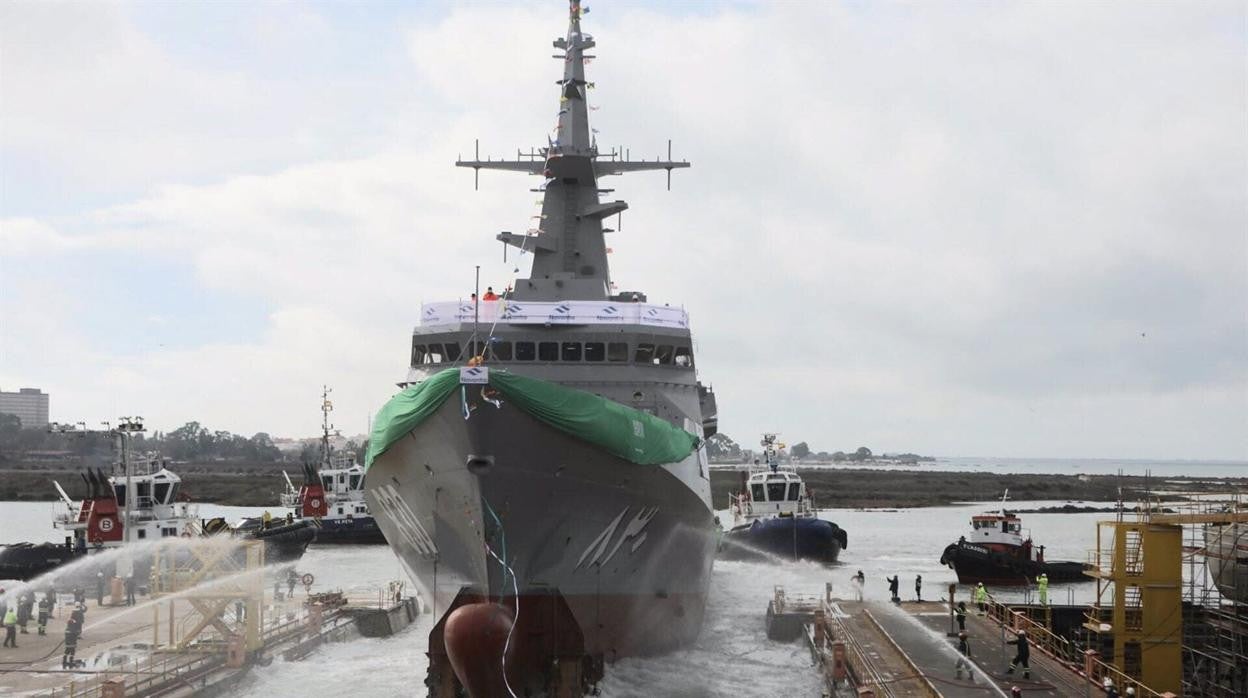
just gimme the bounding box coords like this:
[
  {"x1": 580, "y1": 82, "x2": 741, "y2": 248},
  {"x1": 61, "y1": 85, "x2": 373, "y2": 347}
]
[{"x1": 2, "y1": 494, "x2": 1139, "y2": 697}]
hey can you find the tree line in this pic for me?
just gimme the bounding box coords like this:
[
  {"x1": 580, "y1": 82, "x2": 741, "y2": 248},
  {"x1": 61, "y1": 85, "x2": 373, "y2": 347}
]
[
  {"x1": 705, "y1": 432, "x2": 896, "y2": 463},
  {"x1": 0, "y1": 413, "x2": 331, "y2": 464}
]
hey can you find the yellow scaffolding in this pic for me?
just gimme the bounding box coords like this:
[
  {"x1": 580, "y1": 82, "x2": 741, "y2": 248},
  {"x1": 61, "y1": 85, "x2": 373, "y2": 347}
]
[
  {"x1": 149, "y1": 538, "x2": 267, "y2": 655},
  {"x1": 1086, "y1": 496, "x2": 1248, "y2": 697}
]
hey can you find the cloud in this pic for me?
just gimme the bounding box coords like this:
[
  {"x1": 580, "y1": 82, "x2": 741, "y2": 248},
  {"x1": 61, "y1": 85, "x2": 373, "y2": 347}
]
[{"x1": 1, "y1": 1, "x2": 1244, "y2": 458}]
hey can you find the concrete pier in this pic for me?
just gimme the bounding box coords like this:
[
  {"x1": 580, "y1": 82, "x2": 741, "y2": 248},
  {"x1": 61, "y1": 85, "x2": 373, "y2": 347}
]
[{"x1": 775, "y1": 586, "x2": 1111, "y2": 697}]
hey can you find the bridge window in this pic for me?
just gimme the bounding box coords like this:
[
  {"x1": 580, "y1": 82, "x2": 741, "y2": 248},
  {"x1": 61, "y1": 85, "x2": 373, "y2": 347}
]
[
  {"x1": 584, "y1": 342, "x2": 605, "y2": 361},
  {"x1": 561, "y1": 342, "x2": 582, "y2": 361},
  {"x1": 608, "y1": 342, "x2": 628, "y2": 362},
  {"x1": 137, "y1": 529, "x2": 147, "y2": 539},
  {"x1": 350, "y1": 474, "x2": 362, "y2": 489},
  {"x1": 655, "y1": 345, "x2": 674, "y2": 365},
  {"x1": 411, "y1": 343, "x2": 427, "y2": 365},
  {"x1": 635, "y1": 343, "x2": 655, "y2": 363},
  {"x1": 424, "y1": 344, "x2": 445, "y2": 364},
  {"x1": 443, "y1": 342, "x2": 461, "y2": 362},
  {"x1": 489, "y1": 341, "x2": 512, "y2": 361},
  {"x1": 114, "y1": 484, "x2": 126, "y2": 503},
  {"x1": 767, "y1": 482, "x2": 787, "y2": 501},
  {"x1": 322, "y1": 476, "x2": 333, "y2": 490},
  {"x1": 788, "y1": 483, "x2": 801, "y2": 500},
  {"x1": 538, "y1": 342, "x2": 559, "y2": 361},
  {"x1": 154, "y1": 483, "x2": 170, "y2": 504},
  {"x1": 675, "y1": 346, "x2": 693, "y2": 367},
  {"x1": 750, "y1": 484, "x2": 765, "y2": 501},
  {"x1": 515, "y1": 341, "x2": 535, "y2": 361}
]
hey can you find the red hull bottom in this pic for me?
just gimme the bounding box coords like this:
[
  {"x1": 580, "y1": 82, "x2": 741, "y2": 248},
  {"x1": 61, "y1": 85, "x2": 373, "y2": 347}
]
[{"x1": 427, "y1": 588, "x2": 705, "y2": 697}]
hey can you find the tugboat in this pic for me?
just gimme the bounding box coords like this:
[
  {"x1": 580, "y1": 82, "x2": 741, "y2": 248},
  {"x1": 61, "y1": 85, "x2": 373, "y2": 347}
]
[
  {"x1": 276, "y1": 387, "x2": 386, "y2": 545},
  {"x1": 719, "y1": 434, "x2": 847, "y2": 563},
  {"x1": 362, "y1": 3, "x2": 718, "y2": 694},
  {"x1": 0, "y1": 436, "x2": 313, "y2": 583},
  {"x1": 0, "y1": 453, "x2": 199, "y2": 582},
  {"x1": 939, "y1": 492, "x2": 1087, "y2": 585}
]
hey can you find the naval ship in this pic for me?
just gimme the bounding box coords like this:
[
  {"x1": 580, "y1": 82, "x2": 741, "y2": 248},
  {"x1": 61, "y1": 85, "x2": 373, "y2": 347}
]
[{"x1": 363, "y1": 2, "x2": 717, "y2": 694}]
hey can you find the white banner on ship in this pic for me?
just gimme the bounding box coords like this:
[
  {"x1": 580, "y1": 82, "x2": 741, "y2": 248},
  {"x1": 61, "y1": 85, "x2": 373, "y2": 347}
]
[{"x1": 421, "y1": 300, "x2": 689, "y2": 328}]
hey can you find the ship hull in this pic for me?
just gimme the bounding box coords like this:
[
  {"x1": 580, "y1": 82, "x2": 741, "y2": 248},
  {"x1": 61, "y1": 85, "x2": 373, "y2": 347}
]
[
  {"x1": 940, "y1": 541, "x2": 1087, "y2": 585},
  {"x1": 364, "y1": 394, "x2": 716, "y2": 662},
  {"x1": 1205, "y1": 523, "x2": 1247, "y2": 603},
  {"x1": 311, "y1": 516, "x2": 388, "y2": 545},
  {"x1": 719, "y1": 517, "x2": 846, "y2": 564},
  {"x1": 0, "y1": 543, "x2": 87, "y2": 583}
]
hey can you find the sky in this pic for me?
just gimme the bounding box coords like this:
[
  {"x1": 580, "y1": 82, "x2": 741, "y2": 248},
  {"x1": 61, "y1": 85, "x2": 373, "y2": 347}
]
[{"x1": 1, "y1": 1, "x2": 1245, "y2": 460}]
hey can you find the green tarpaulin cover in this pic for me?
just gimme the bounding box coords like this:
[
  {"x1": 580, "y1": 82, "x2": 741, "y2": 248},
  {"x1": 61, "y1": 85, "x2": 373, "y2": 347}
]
[{"x1": 364, "y1": 368, "x2": 699, "y2": 471}]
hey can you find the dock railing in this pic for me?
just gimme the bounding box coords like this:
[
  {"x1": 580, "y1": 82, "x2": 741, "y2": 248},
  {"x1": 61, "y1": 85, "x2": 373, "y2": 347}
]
[{"x1": 982, "y1": 593, "x2": 1165, "y2": 698}]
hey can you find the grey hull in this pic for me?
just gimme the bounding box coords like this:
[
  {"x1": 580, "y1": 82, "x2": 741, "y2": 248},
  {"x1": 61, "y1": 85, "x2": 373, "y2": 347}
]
[{"x1": 364, "y1": 393, "x2": 716, "y2": 658}]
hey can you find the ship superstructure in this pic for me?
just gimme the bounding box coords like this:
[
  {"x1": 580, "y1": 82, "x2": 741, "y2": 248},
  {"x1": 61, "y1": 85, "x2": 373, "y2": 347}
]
[{"x1": 363, "y1": 2, "x2": 718, "y2": 694}]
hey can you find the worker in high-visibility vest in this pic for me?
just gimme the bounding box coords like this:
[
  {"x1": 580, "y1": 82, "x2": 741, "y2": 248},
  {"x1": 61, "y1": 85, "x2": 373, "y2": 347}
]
[
  {"x1": 1037, "y1": 573, "x2": 1049, "y2": 606},
  {"x1": 974, "y1": 582, "x2": 988, "y2": 614}
]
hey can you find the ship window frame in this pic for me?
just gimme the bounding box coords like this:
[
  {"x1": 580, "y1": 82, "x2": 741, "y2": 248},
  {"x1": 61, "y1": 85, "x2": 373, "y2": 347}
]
[
  {"x1": 561, "y1": 342, "x2": 582, "y2": 362},
  {"x1": 750, "y1": 484, "x2": 765, "y2": 501},
  {"x1": 154, "y1": 482, "x2": 171, "y2": 504},
  {"x1": 443, "y1": 342, "x2": 461, "y2": 362},
  {"x1": 767, "y1": 482, "x2": 787, "y2": 501},
  {"x1": 674, "y1": 346, "x2": 693, "y2": 368},
  {"x1": 787, "y1": 483, "x2": 801, "y2": 501},
  {"x1": 635, "y1": 343, "x2": 656, "y2": 364},
  {"x1": 515, "y1": 341, "x2": 536, "y2": 361},
  {"x1": 411, "y1": 343, "x2": 427, "y2": 366},
  {"x1": 538, "y1": 342, "x2": 559, "y2": 361},
  {"x1": 349, "y1": 474, "x2": 362, "y2": 490},
  {"x1": 489, "y1": 340, "x2": 512, "y2": 361},
  {"x1": 584, "y1": 342, "x2": 605, "y2": 362},
  {"x1": 607, "y1": 342, "x2": 628, "y2": 362},
  {"x1": 655, "y1": 345, "x2": 674, "y2": 365},
  {"x1": 424, "y1": 344, "x2": 445, "y2": 364}
]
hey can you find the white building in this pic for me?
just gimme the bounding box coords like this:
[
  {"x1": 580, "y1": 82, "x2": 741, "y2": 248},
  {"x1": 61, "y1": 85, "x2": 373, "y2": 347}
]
[{"x1": 0, "y1": 387, "x2": 50, "y2": 428}]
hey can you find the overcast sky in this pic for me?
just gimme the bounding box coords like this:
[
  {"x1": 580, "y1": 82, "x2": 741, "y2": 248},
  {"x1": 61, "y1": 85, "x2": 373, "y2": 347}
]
[{"x1": 1, "y1": 1, "x2": 1244, "y2": 460}]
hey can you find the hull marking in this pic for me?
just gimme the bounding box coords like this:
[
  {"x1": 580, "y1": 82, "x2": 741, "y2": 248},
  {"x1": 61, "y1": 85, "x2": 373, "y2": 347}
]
[
  {"x1": 577, "y1": 507, "x2": 628, "y2": 568},
  {"x1": 373, "y1": 484, "x2": 438, "y2": 559}
]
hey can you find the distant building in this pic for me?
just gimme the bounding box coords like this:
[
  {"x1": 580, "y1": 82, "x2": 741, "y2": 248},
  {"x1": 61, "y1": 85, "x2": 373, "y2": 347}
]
[{"x1": 0, "y1": 387, "x2": 50, "y2": 428}]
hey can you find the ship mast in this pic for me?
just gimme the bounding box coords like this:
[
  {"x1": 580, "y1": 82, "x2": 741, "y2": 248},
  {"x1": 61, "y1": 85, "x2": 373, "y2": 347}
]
[
  {"x1": 457, "y1": 0, "x2": 689, "y2": 302},
  {"x1": 320, "y1": 385, "x2": 333, "y2": 469}
]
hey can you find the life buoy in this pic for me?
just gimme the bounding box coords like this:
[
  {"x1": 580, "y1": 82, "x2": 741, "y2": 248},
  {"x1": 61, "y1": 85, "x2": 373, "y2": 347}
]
[{"x1": 300, "y1": 573, "x2": 314, "y2": 586}]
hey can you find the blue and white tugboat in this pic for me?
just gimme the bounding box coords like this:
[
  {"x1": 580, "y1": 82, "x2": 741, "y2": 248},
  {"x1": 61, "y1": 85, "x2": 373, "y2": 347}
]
[
  {"x1": 278, "y1": 387, "x2": 386, "y2": 545},
  {"x1": 719, "y1": 434, "x2": 847, "y2": 563}
]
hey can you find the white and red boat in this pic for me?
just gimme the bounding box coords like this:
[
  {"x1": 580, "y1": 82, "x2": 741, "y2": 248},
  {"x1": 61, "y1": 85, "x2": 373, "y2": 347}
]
[{"x1": 0, "y1": 452, "x2": 313, "y2": 583}]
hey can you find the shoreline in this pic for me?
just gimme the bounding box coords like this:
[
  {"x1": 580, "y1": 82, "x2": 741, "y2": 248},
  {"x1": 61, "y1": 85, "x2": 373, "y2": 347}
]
[{"x1": 3, "y1": 463, "x2": 1243, "y2": 510}]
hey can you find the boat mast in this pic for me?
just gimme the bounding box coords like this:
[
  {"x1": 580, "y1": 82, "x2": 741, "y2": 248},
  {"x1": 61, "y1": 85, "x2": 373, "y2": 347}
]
[
  {"x1": 456, "y1": 0, "x2": 689, "y2": 303},
  {"x1": 115, "y1": 417, "x2": 144, "y2": 544},
  {"x1": 320, "y1": 386, "x2": 333, "y2": 470}
]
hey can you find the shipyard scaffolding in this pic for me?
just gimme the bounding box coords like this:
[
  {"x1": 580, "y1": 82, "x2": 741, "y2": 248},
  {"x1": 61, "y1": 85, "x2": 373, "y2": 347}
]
[{"x1": 1085, "y1": 493, "x2": 1247, "y2": 697}]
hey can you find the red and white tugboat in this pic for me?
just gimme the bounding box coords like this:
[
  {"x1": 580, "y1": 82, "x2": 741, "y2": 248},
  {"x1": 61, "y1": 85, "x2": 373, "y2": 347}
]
[
  {"x1": 939, "y1": 492, "x2": 1087, "y2": 585},
  {"x1": 0, "y1": 423, "x2": 313, "y2": 583}
]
